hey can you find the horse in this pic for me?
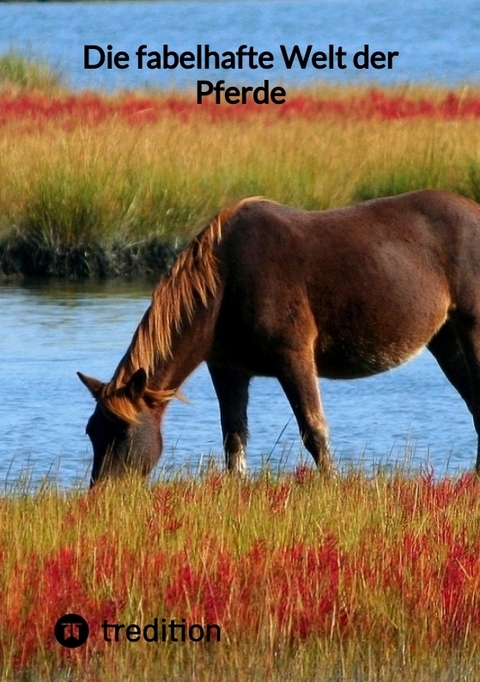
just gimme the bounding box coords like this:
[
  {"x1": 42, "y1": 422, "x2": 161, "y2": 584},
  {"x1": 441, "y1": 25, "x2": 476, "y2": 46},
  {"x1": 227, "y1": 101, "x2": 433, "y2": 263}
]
[{"x1": 79, "y1": 189, "x2": 480, "y2": 486}]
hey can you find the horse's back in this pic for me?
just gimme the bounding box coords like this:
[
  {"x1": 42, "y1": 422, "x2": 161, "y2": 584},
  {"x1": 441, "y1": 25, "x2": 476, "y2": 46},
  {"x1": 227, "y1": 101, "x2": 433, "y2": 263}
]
[
  {"x1": 223, "y1": 189, "x2": 480, "y2": 303},
  {"x1": 225, "y1": 188, "x2": 480, "y2": 250},
  {"x1": 215, "y1": 190, "x2": 480, "y2": 378}
]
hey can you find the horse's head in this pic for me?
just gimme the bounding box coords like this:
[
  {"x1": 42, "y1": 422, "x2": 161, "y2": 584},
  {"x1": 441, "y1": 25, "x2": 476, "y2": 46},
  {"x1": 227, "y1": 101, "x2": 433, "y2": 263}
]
[{"x1": 78, "y1": 368, "x2": 167, "y2": 487}]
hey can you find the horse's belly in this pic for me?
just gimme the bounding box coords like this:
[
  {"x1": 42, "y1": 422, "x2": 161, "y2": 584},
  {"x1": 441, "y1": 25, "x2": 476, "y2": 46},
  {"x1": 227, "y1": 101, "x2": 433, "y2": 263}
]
[
  {"x1": 315, "y1": 305, "x2": 447, "y2": 379},
  {"x1": 312, "y1": 266, "x2": 451, "y2": 379},
  {"x1": 315, "y1": 341, "x2": 423, "y2": 379}
]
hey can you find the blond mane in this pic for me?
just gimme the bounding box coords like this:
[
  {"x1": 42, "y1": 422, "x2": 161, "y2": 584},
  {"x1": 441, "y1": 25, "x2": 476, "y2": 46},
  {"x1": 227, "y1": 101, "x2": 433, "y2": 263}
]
[{"x1": 98, "y1": 198, "x2": 261, "y2": 422}]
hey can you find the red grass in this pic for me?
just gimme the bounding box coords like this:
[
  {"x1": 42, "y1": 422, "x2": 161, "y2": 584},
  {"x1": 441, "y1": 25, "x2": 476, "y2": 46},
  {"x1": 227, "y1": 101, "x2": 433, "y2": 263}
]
[
  {"x1": 1, "y1": 472, "x2": 480, "y2": 674},
  {"x1": 2, "y1": 89, "x2": 480, "y2": 129},
  {"x1": 2, "y1": 546, "x2": 118, "y2": 668}
]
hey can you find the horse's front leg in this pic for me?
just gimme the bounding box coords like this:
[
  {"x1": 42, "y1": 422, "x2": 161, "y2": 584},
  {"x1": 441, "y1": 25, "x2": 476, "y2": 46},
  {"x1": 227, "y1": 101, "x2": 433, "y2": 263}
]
[
  {"x1": 276, "y1": 349, "x2": 335, "y2": 477},
  {"x1": 208, "y1": 364, "x2": 250, "y2": 475}
]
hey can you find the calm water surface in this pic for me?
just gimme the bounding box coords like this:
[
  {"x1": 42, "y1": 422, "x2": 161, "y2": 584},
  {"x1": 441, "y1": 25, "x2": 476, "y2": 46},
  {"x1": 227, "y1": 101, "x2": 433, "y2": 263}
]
[
  {"x1": 0, "y1": 281, "x2": 474, "y2": 488},
  {"x1": 0, "y1": 1, "x2": 479, "y2": 90},
  {"x1": 0, "y1": 2, "x2": 479, "y2": 487}
]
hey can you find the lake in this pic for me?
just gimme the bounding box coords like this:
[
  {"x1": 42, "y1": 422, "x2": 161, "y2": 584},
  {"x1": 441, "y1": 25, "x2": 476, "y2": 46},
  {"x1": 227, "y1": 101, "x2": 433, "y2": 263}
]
[
  {"x1": 0, "y1": 281, "x2": 474, "y2": 488},
  {"x1": 0, "y1": 0, "x2": 479, "y2": 91},
  {"x1": 0, "y1": 1, "x2": 479, "y2": 487}
]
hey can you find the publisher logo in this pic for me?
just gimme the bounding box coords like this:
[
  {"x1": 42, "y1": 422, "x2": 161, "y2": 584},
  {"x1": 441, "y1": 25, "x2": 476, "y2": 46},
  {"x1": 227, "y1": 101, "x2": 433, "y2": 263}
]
[{"x1": 54, "y1": 614, "x2": 89, "y2": 648}]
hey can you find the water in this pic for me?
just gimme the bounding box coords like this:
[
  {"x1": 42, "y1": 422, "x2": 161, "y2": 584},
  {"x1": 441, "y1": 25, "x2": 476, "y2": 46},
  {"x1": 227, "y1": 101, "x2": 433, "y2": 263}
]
[
  {"x1": 0, "y1": 281, "x2": 474, "y2": 488},
  {"x1": 0, "y1": 1, "x2": 478, "y2": 486},
  {"x1": 0, "y1": 0, "x2": 479, "y2": 91}
]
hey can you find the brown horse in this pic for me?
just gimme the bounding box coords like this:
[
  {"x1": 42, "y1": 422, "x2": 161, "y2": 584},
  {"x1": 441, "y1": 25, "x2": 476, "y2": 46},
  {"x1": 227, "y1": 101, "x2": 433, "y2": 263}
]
[{"x1": 79, "y1": 189, "x2": 480, "y2": 485}]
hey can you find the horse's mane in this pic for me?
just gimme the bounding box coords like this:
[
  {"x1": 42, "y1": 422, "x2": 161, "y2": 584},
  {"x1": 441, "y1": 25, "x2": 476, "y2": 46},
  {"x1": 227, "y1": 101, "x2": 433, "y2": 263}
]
[{"x1": 99, "y1": 197, "x2": 260, "y2": 423}]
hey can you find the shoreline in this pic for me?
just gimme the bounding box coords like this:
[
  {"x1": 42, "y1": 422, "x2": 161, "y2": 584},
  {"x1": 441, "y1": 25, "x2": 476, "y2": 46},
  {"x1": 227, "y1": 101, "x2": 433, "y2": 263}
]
[
  {"x1": 2, "y1": 82, "x2": 480, "y2": 279},
  {"x1": 0, "y1": 234, "x2": 181, "y2": 279}
]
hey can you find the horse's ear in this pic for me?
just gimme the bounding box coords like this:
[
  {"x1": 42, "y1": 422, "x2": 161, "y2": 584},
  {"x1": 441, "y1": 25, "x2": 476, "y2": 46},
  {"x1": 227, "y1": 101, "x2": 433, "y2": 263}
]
[
  {"x1": 126, "y1": 368, "x2": 148, "y2": 401},
  {"x1": 77, "y1": 371, "x2": 104, "y2": 398}
]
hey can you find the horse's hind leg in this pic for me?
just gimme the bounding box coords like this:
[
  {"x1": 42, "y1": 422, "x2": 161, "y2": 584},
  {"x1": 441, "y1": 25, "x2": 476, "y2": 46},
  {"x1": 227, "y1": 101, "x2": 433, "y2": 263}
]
[
  {"x1": 427, "y1": 320, "x2": 472, "y2": 410},
  {"x1": 454, "y1": 317, "x2": 480, "y2": 474},
  {"x1": 276, "y1": 350, "x2": 335, "y2": 476},
  {"x1": 208, "y1": 364, "x2": 250, "y2": 475},
  {"x1": 432, "y1": 316, "x2": 480, "y2": 473}
]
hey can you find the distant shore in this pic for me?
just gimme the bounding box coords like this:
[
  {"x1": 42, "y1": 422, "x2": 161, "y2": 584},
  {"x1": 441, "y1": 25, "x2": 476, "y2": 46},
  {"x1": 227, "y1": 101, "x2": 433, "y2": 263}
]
[{"x1": 2, "y1": 52, "x2": 480, "y2": 278}]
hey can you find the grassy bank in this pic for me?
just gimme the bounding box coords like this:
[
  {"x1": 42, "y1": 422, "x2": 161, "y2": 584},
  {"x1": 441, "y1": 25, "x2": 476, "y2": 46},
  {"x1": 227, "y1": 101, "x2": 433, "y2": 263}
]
[
  {"x1": 0, "y1": 51, "x2": 64, "y2": 94},
  {"x1": 1, "y1": 468, "x2": 480, "y2": 680},
  {"x1": 2, "y1": 62, "x2": 480, "y2": 276}
]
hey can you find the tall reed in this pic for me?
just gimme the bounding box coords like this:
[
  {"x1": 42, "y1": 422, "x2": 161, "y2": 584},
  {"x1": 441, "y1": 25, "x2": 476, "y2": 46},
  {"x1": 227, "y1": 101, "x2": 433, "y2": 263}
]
[{"x1": 1, "y1": 110, "x2": 480, "y2": 242}]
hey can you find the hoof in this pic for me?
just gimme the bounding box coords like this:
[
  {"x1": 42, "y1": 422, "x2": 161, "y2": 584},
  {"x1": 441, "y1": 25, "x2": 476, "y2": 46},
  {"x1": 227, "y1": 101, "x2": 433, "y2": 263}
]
[
  {"x1": 317, "y1": 458, "x2": 337, "y2": 479},
  {"x1": 227, "y1": 453, "x2": 247, "y2": 477}
]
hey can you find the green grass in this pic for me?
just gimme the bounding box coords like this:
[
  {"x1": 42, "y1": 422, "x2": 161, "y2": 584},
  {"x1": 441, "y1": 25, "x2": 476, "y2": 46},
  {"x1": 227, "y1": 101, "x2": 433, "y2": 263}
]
[
  {"x1": 0, "y1": 50, "x2": 65, "y2": 92},
  {"x1": 1, "y1": 115, "x2": 478, "y2": 262},
  {"x1": 2, "y1": 64, "x2": 480, "y2": 277}
]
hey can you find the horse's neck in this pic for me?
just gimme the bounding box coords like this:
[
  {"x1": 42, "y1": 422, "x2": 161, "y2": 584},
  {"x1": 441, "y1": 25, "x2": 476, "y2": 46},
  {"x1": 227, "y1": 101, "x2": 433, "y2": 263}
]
[
  {"x1": 113, "y1": 293, "x2": 219, "y2": 393},
  {"x1": 152, "y1": 302, "x2": 218, "y2": 391}
]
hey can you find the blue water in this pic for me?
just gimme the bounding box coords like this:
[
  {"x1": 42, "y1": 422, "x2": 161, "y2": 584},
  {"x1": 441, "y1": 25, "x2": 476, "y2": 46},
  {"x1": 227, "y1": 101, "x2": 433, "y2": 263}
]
[
  {"x1": 0, "y1": 0, "x2": 479, "y2": 91},
  {"x1": 0, "y1": 282, "x2": 474, "y2": 488}
]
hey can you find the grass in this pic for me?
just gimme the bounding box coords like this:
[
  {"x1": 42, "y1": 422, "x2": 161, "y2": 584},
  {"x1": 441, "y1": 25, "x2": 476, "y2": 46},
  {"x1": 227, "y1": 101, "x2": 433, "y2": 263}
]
[
  {"x1": 4, "y1": 52, "x2": 480, "y2": 679},
  {"x1": 2, "y1": 73, "x2": 480, "y2": 275},
  {"x1": 0, "y1": 51, "x2": 65, "y2": 94},
  {"x1": 1, "y1": 467, "x2": 480, "y2": 680}
]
